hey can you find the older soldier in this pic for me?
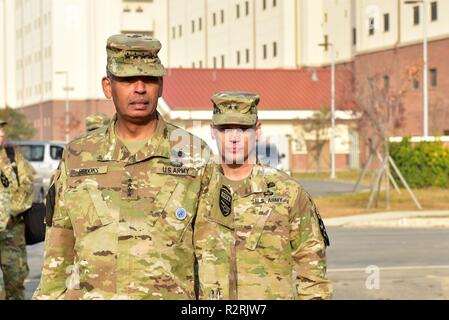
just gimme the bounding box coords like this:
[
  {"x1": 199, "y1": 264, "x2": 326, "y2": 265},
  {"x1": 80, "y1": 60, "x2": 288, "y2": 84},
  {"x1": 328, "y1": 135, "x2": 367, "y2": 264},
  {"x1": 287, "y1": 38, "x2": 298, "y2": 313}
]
[
  {"x1": 0, "y1": 118, "x2": 35, "y2": 300},
  {"x1": 194, "y1": 92, "x2": 332, "y2": 300},
  {"x1": 33, "y1": 34, "x2": 211, "y2": 300},
  {"x1": 85, "y1": 113, "x2": 110, "y2": 132}
]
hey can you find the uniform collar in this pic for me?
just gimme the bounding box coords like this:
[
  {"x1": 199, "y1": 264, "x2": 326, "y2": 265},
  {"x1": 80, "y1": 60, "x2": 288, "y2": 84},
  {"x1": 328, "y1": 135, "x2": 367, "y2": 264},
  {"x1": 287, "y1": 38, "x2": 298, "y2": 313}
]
[
  {"x1": 219, "y1": 164, "x2": 268, "y2": 198},
  {"x1": 97, "y1": 112, "x2": 171, "y2": 163}
]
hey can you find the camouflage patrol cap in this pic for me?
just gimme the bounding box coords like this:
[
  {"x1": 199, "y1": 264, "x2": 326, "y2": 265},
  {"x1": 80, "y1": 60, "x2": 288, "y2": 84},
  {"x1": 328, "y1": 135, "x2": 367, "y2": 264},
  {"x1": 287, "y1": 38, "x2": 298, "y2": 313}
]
[
  {"x1": 106, "y1": 34, "x2": 165, "y2": 78},
  {"x1": 86, "y1": 113, "x2": 110, "y2": 132},
  {"x1": 211, "y1": 91, "x2": 260, "y2": 127},
  {"x1": 0, "y1": 118, "x2": 7, "y2": 126}
]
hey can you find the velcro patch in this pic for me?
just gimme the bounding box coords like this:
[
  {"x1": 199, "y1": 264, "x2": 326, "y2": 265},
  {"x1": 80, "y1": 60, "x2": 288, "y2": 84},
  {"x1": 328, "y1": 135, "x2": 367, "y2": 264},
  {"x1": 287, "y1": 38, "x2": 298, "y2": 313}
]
[
  {"x1": 70, "y1": 166, "x2": 108, "y2": 177},
  {"x1": 157, "y1": 166, "x2": 198, "y2": 177}
]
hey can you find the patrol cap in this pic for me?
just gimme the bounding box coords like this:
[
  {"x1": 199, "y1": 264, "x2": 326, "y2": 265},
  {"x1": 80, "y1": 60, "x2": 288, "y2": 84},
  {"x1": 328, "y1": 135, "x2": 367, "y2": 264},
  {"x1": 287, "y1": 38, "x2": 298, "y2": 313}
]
[
  {"x1": 0, "y1": 118, "x2": 7, "y2": 126},
  {"x1": 106, "y1": 34, "x2": 165, "y2": 78},
  {"x1": 86, "y1": 113, "x2": 110, "y2": 132},
  {"x1": 211, "y1": 91, "x2": 260, "y2": 127}
]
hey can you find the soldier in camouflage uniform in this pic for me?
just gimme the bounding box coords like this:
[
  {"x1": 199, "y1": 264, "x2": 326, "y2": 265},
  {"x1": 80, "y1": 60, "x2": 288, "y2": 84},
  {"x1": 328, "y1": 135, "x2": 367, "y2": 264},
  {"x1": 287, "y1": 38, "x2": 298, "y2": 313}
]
[
  {"x1": 194, "y1": 92, "x2": 332, "y2": 300},
  {"x1": 33, "y1": 34, "x2": 211, "y2": 300},
  {"x1": 0, "y1": 118, "x2": 35, "y2": 300},
  {"x1": 85, "y1": 113, "x2": 110, "y2": 132}
]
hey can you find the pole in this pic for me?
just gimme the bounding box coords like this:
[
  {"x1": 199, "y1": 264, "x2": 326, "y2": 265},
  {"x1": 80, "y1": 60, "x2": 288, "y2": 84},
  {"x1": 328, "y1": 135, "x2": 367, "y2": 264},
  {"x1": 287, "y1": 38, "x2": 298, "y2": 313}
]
[
  {"x1": 64, "y1": 73, "x2": 69, "y2": 142},
  {"x1": 330, "y1": 45, "x2": 336, "y2": 179},
  {"x1": 422, "y1": 0, "x2": 429, "y2": 137}
]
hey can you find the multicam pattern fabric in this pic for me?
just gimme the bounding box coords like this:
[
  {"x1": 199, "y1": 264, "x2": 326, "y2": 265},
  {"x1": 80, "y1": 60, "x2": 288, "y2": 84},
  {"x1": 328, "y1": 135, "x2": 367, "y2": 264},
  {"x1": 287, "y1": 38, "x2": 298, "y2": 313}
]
[
  {"x1": 85, "y1": 114, "x2": 110, "y2": 132},
  {"x1": 211, "y1": 91, "x2": 260, "y2": 126},
  {"x1": 107, "y1": 34, "x2": 165, "y2": 78},
  {"x1": 0, "y1": 147, "x2": 34, "y2": 300},
  {"x1": 33, "y1": 113, "x2": 211, "y2": 300},
  {"x1": 194, "y1": 163, "x2": 333, "y2": 300}
]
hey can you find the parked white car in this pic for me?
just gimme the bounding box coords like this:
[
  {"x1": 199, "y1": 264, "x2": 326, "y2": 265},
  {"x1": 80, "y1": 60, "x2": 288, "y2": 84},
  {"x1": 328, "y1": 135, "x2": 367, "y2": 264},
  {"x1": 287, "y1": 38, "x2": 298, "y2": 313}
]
[{"x1": 6, "y1": 140, "x2": 66, "y2": 202}]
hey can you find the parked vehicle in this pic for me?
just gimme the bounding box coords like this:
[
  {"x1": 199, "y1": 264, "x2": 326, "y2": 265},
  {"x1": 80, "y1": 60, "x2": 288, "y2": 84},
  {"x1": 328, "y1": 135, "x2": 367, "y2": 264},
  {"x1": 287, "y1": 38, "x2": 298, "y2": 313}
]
[{"x1": 6, "y1": 140, "x2": 66, "y2": 202}]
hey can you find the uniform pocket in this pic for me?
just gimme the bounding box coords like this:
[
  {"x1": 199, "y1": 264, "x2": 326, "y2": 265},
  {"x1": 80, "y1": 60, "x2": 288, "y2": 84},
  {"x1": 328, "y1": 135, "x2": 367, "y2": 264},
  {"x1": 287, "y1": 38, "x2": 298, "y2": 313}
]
[
  {"x1": 158, "y1": 181, "x2": 195, "y2": 243},
  {"x1": 64, "y1": 184, "x2": 115, "y2": 238},
  {"x1": 244, "y1": 205, "x2": 273, "y2": 251}
]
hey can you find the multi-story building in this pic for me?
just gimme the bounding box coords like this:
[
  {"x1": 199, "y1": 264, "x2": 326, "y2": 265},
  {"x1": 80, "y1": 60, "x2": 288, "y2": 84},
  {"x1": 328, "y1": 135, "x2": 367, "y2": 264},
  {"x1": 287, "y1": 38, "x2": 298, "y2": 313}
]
[{"x1": 1, "y1": 0, "x2": 448, "y2": 170}]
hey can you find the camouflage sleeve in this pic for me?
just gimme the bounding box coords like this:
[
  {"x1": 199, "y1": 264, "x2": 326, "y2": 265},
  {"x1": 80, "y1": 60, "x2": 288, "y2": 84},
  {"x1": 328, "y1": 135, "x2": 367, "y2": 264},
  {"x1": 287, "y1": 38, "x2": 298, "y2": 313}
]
[
  {"x1": 33, "y1": 154, "x2": 75, "y2": 300},
  {"x1": 290, "y1": 188, "x2": 333, "y2": 300},
  {"x1": 10, "y1": 149, "x2": 34, "y2": 216}
]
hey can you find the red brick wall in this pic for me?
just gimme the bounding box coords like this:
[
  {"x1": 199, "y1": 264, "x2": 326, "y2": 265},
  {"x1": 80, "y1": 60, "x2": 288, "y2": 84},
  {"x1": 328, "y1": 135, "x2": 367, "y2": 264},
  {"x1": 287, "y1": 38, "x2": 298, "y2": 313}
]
[
  {"x1": 292, "y1": 154, "x2": 349, "y2": 173},
  {"x1": 20, "y1": 99, "x2": 115, "y2": 141},
  {"x1": 354, "y1": 38, "x2": 449, "y2": 137}
]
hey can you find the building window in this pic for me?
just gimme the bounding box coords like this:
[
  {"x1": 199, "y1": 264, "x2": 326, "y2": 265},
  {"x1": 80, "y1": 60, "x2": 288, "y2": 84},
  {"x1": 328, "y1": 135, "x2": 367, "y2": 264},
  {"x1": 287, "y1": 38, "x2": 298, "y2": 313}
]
[
  {"x1": 273, "y1": 0, "x2": 277, "y2": 7},
  {"x1": 221, "y1": 10, "x2": 225, "y2": 24},
  {"x1": 430, "y1": 68, "x2": 437, "y2": 87},
  {"x1": 172, "y1": 27, "x2": 176, "y2": 39},
  {"x1": 213, "y1": 57, "x2": 217, "y2": 69},
  {"x1": 383, "y1": 75, "x2": 390, "y2": 91},
  {"x1": 199, "y1": 18, "x2": 203, "y2": 31},
  {"x1": 191, "y1": 20, "x2": 195, "y2": 33},
  {"x1": 236, "y1": 4, "x2": 240, "y2": 18},
  {"x1": 213, "y1": 13, "x2": 217, "y2": 26},
  {"x1": 352, "y1": 28, "x2": 357, "y2": 45},
  {"x1": 368, "y1": 17, "x2": 375, "y2": 36},
  {"x1": 221, "y1": 55, "x2": 225, "y2": 68},
  {"x1": 324, "y1": 13, "x2": 328, "y2": 23},
  {"x1": 384, "y1": 13, "x2": 390, "y2": 32},
  {"x1": 413, "y1": 78, "x2": 420, "y2": 90},
  {"x1": 199, "y1": 60, "x2": 203, "y2": 68},
  {"x1": 245, "y1": 1, "x2": 250, "y2": 15},
  {"x1": 136, "y1": 6, "x2": 143, "y2": 13},
  {"x1": 237, "y1": 51, "x2": 241, "y2": 65},
  {"x1": 413, "y1": 6, "x2": 420, "y2": 25},
  {"x1": 263, "y1": 0, "x2": 267, "y2": 10},
  {"x1": 178, "y1": 25, "x2": 182, "y2": 37},
  {"x1": 431, "y1": 1, "x2": 438, "y2": 21},
  {"x1": 273, "y1": 42, "x2": 277, "y2": 57},
  {"x1": 246, "y1": 49, "x2": 250, "y2": 63},
  {"x1": 263, "y1": 44, "x2": 267, "y2": 59}
]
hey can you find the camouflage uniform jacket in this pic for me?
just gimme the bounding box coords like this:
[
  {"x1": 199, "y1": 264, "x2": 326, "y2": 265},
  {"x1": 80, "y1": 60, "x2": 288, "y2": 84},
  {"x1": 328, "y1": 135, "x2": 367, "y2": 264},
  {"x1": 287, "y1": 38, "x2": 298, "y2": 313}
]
[
  {"x1": 0, "y1": 147, "x2": 34, "y2": 231},
  {"x1": 33, "y1": 114, "x2": 211, "y2": 300},
  {"x1": 194, "y1": 163, "x2": 332, "y2": 300}
]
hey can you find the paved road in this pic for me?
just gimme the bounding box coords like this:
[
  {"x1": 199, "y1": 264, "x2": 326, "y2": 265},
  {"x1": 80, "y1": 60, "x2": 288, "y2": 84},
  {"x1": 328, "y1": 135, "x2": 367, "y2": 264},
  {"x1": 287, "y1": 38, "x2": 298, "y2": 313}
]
[
  {"x1": 3, "y1": 227, "x2": 448, "y2": 300},
  {"x1": 299, "y1": 179, "x2": 368, "y2": 197},
  {"x1": 327, "y1": 227, "x2": 449, "y2": 300}
]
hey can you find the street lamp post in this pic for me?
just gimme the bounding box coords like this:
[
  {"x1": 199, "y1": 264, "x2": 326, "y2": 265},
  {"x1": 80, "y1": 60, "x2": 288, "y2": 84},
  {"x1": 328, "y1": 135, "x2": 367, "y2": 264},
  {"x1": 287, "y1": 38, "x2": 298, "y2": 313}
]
[
  {"x1": 319, "y1": 39, "x2": 336, "y2": 180},
  {"x1": 405, "y1": 0, "x2": 429, "y2": 138},
  {"x1": 55, "y1": 71, "x2": 74, "y2": 142}
]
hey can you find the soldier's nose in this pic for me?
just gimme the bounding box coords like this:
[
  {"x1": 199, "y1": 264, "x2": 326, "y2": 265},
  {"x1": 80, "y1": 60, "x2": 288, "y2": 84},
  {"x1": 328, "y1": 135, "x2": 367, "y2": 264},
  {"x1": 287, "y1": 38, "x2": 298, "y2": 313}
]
[{"x1": 134, "y1": 80, "x2": 146, "y2": 94}]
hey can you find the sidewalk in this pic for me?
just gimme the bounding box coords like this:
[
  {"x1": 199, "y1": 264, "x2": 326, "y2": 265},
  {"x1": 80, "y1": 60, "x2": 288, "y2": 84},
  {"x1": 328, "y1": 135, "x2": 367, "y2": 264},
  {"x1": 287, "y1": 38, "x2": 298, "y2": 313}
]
[{"x1": 324, "y1": 210, "x2": 449, "y2": 228}]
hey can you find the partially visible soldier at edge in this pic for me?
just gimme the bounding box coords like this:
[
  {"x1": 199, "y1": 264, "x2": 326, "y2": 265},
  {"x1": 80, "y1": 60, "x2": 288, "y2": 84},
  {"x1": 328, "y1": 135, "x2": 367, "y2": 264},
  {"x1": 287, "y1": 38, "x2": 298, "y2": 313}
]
[
  {"x1": 0, "y1": 118, "x2": 35, "y2": 300},
  {"x1": 33, "y1": 34, "x2": 211, "y2": 300},
  {"x1": 85, "y1": 113, "x2": 110, "y2": 132},
  {"x1": 194, "y1": 92, "x2": 333, "y2": 300}
]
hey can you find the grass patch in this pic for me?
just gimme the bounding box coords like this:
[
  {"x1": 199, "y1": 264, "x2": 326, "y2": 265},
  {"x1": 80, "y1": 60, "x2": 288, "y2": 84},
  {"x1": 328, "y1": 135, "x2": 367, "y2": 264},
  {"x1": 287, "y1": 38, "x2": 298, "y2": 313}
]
[{"x1": 315, "y1": 188, "x2": 449, "y2": 218}]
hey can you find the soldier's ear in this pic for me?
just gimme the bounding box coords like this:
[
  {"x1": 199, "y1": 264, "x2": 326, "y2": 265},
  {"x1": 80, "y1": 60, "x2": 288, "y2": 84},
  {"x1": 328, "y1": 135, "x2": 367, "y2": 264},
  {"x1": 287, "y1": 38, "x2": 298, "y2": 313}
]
[
  {"x1": 102, "y1": 77, "x2": 112, "y2": 99},
  {"x1": 158, "y1": 78, "x2": 164, "y2": 97}
]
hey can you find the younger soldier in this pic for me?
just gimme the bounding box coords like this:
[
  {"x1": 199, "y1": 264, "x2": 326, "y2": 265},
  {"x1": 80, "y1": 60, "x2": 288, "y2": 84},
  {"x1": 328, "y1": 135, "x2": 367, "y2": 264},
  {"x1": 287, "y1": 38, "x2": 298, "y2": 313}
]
[
  {"x1": 0, "y1": 118, "x2": 35, "y2": 300},
  {"x1": 194, "y1": 92, "x2": 332, "y2": 300}
]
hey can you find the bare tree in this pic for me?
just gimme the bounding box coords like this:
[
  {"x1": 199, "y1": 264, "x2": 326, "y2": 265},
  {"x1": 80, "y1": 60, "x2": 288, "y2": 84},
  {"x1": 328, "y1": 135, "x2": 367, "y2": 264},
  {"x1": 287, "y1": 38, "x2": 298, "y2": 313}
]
[{"x1": 300, "y1": 107, "x2": 331, "y2": 174}]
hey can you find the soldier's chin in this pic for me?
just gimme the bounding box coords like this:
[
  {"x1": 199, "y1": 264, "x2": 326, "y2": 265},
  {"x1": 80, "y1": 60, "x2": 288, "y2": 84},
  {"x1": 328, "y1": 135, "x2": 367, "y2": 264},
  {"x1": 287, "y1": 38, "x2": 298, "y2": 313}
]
[{"x1": 223, "y1": 154, "x2": 246, "y2": 165}]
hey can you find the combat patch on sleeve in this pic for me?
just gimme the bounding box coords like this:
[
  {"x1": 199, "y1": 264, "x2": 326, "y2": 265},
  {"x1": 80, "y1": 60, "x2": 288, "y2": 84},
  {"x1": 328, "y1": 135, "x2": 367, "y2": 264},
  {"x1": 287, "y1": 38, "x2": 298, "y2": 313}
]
[
  {"x1": 45, "y1": 184, "x2": 56, "y2": 227},
  {"x1": 313, "y1": 205, "x2": 330, "y2": 247}
]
